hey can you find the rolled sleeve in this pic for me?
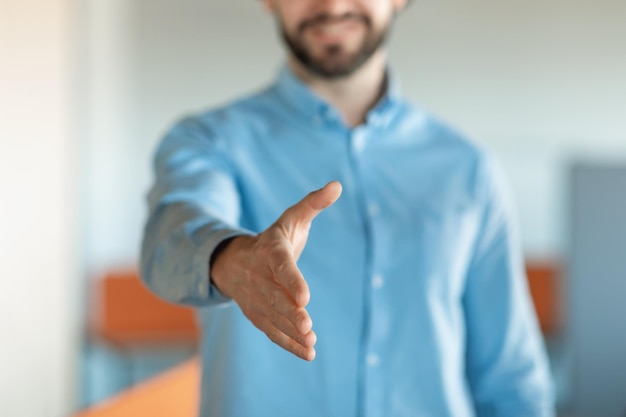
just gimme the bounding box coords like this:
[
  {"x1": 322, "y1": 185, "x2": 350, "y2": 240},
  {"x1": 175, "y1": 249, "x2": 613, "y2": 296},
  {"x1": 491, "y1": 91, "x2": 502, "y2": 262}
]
[{"x1": 140, "y1": 116, "x2": 253, "y2": 308}]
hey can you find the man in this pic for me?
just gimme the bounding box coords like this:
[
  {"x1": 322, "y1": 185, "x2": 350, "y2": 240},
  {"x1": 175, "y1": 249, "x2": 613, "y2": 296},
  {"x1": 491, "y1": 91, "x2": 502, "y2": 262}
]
[{"x1": 141, "y1": 0, "x2": 554, "y2": 416}]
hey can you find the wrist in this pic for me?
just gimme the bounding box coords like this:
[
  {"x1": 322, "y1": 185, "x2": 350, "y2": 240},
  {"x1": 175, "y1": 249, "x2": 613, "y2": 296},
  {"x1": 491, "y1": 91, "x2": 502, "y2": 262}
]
[{"x1": 209, "y1": 235, "x2": 253, "y2": 297}]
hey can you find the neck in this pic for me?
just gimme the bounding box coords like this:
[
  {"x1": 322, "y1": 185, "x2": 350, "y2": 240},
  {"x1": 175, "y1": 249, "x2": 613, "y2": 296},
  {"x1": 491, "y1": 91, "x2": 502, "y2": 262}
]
[{"x1": 289, "y1": 50, "x2": 388, "y2": 128}]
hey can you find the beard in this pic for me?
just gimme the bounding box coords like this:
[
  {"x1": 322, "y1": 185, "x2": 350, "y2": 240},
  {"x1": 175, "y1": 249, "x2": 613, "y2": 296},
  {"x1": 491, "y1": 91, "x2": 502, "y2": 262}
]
[{"x1": 279, "y1": 12, "x2": 391, "y2": 79}]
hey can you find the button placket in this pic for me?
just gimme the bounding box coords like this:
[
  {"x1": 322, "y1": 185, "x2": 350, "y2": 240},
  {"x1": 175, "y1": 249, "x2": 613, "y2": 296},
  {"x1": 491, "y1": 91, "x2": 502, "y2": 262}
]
[
  {"x1": 371, "y1": 274, "x2": 384, "y2": 289},
  {"x1": 352, "y1": 130, "x2": 366, "y2": 153},
  {"x1": 366, "y1": 353, "x2": 380, "y2": 367},
  {"x1": 368, "y1": 202, "x2": 380, "y2": 217}
]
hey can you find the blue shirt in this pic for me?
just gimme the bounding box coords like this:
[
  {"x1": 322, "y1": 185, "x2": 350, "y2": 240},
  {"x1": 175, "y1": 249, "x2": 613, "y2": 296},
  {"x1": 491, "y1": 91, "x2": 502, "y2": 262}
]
[{"x1": 141, "y1": 65, "x2": 554, "y2": 417}]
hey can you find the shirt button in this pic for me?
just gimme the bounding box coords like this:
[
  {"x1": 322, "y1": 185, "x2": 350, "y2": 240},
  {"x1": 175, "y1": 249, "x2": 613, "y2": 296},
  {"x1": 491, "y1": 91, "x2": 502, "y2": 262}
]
[
  {"x1": 368, "y1": 114, "x2": 381, "y2": 127},
  {"x1": 366, "y1": 354, "x2": 379, "y2": 367},
  {"x1": 368, "y1": 203, "x2": 380, "y2": 217},
  {"x1": 372, "y1": 274, "x2": 384, "y2": 289},
  {"x1": 352, "y1": 131, "x2": 365, "y2": 152}
]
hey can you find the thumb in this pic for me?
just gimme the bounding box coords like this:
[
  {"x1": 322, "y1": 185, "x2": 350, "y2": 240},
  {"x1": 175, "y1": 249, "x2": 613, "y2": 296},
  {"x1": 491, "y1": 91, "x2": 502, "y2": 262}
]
[{"x1": 278, "y1": 181, "x2": 342, "y2": 231}]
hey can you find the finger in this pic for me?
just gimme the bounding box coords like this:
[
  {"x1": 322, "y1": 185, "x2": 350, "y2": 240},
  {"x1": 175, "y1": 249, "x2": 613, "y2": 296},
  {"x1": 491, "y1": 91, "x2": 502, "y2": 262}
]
[
  {"x1": 243, "y1": 276, "x2": 314, "y2": 344},
  {"x1": 258, "y1": 306, "x2": 317, "y2": 348},
  {"x1": 256, "y1": 276, "x2": 312, "y2": 332},
  {"x1": 267, "y1": 248, "x2": 310, "y2": 307},
  {"x1": 257, "y1": 316, "x2": 316, "y2": 361},
  {"x1": 278, "y1": 181, "x2": 342, "y2": 229}
]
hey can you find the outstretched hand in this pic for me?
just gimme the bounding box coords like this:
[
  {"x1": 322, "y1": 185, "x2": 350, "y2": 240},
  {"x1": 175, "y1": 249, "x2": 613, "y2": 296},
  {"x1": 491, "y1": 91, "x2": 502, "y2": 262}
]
[{"x1": 210, "y1": 181, "x2": 343, "y2": 361}]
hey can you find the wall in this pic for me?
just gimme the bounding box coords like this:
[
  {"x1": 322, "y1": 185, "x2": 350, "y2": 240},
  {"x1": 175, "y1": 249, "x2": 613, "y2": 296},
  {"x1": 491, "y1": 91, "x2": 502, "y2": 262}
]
[
  {"x1": 0, "y1": 0, "x2": 79, "y2": 416},
  {"x1": 391, "y1": 0, "x2": 626, "y2": 257}
]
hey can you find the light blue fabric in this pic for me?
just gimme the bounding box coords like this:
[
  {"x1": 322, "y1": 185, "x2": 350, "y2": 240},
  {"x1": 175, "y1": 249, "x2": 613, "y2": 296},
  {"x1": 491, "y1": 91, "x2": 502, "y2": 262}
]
[{"x1": 141, "y1": 65, "x2": 554, "y2": 417}]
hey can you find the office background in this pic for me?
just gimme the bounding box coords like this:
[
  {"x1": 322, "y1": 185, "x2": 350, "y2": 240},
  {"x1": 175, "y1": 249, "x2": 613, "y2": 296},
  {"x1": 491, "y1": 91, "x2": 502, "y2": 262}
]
[{"x1": 1, "y1": 0, "x2": 625, "y2": 416}]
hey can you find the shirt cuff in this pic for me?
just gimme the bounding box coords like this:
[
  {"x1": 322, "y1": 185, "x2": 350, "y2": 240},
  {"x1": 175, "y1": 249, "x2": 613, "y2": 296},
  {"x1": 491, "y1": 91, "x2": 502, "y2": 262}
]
[{"x1": 192, "y1": 226, "x2": 254, "y2": 306}]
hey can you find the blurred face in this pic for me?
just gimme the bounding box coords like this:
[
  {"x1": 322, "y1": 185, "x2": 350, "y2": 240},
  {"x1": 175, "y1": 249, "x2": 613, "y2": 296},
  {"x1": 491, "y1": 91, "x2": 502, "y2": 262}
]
[{"x1": 264, "y1": 0, "x2": 407, "y2": 79}]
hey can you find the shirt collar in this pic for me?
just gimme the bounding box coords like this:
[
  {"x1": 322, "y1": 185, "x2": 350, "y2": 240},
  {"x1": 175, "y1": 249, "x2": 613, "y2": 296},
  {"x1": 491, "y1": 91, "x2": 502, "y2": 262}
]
[{"x1": 273, "y1": 63, "x2": 402, "y2": 129}]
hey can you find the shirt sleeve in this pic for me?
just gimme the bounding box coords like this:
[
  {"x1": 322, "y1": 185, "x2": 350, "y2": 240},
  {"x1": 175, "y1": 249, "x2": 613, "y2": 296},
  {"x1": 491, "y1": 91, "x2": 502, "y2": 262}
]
[
  {"x1": 463, "y1": 153, "x2": 555, "y2": 417},
  {"x1": 140, "y1": 116, "x2": 253, "y2": 307}
]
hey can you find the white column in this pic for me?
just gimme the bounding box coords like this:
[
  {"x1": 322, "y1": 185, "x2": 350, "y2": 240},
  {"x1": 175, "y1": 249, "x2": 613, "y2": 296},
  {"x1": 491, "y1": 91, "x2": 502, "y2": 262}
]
[{"x1": 0, "y1": 0, "x2": 80, "y2": 415}]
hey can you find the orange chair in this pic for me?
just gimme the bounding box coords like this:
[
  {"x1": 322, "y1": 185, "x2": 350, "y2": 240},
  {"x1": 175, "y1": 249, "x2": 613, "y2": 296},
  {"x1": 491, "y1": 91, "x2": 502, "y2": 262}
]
[
  {"x1": 91, "y1": 262, "x2": 561, "y2": 341},
  {"x1": 89, "y1": 270, "x2": 199, "y2": 346},
  {"x1": 526, "y1": 260, "x2": 561, "y2": 335},
  {"x1": 90, "y1": 263, "x2": 560, "y2": 344}
]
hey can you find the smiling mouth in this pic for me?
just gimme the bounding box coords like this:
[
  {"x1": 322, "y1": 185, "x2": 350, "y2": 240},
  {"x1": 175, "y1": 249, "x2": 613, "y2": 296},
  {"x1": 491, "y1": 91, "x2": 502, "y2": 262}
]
[
  {"x1": 313, "y1": 20, "x2": 360, "y2": 35},
  {"x1": 301, "y1": 13, "x2": 369, "y2": 34},
  {"x1": 303, "y1": 19, "x2": 367, "y2": 43}
]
